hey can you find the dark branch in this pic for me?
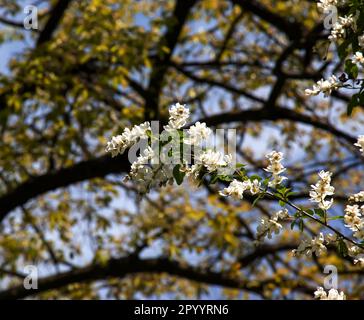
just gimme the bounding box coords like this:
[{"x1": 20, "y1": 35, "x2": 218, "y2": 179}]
[
  {"x1": 0, "y1": 153, "x2": 129, "y2": 222},
  {"x1": 230, "y1": 0, "x2": 303, "y2": 41},
  {"x1": 0, "y1": 106, "x2": 357, "y2": 222},
  {"x1": 145, "y1": 0, "x2": 197, "y2": 119},
  {"x1": 36, "y1": 0, "x2": 72, "y2": 46},
  {"x1": 0, "y1": 251, "x2": 313, "y2": 300}
]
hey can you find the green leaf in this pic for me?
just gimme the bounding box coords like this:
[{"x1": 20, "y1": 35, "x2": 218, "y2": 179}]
[
  {"x1": 286, "y1": 191, "x2": 296, "y2": 198},
  {"x1": 262, "y1": 177, "x2": 270, "y2": 186},
  {"x1": 218, "y1": 175, "x2": 233, "y2": 182},
  {"x1": 290, "y1": 220, "x2": 296, "y2": 230},
  {"x1": 347, "y1": 93, "x2": 361, "y2": 116},
  {"x1": 345, "y1": 59, "x2": 358, "y2": 79},
  {"x1": 314, "y1": 208, "x2": 326, "y2": 218},
  {"x1": 252, "y1": 193, "x2": 263, "y2": 207},
  {"x1": 249, "y1": 174, "x2": 262, "y2": 182},
  {"x1": 210, "y1": 172, "x2": 219, "y2": 184},
  {"x1": 338, "y1": 39, "x2": 351, "y2": 59},
  {"x1": 173, "y1": 164, "x2": 185, "y2": 185},
  {"x1": 338, "y1": 239, "x2": 348, "y2": 257},
  {"x1": 328, "y1": 215, "x2": 344, "y2": 221},
  {"x1": 298, "y1": 219, "x2": 304, "y2": 232}
]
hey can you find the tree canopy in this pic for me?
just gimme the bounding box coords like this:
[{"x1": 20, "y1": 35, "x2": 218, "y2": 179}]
[{"x1": 0, "y1": 0, "x2": 363, "y2": 300}]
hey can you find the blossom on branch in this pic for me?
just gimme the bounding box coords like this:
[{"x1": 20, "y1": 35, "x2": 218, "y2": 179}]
[
  {"x1": 219, "y1": 179, "x2": 250, "y2": 200},
  {"x1": 349, "y1": 191, "x2": 364, "y2": 203},
  {"x1": 309, "y1": 170, "x2": 335, "y2": 210},
  {"x1": 305, "y1": 76, "x2": 341, "y2": 97},
  {"x1": 354, "y1": 135, "x2": 364, "y2": 155},
  {"x1": 314, "y1": 287, "x2": 346, "y2": 300},
  {"x1": 184, "y1": 121, "x2": 212, "y2": 145},
  {"x1": 352, "y1": 52, "x2": 364, "y2": 65},
  {"x1": 164, "y1": 103, "x2": 190, "y2": 131},
  {"x1": 264, "y1": 151, "x2": 287, "y2": 187},
  {"x1": 255, "y1": 209, "x2": 289, "y2": 243},
  {"x1": 105, "y1": 122, "x2": 151, "y2": 157},
  {"x1": 292, "y1": 233, "x2": 327, "y2": 257}
]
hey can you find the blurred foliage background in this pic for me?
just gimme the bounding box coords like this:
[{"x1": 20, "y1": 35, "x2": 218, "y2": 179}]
[{"x1": 0, "y1": 0, "x2": 363, "y2": 299}]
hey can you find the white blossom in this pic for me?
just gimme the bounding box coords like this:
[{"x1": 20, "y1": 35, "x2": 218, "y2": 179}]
[
  {"x1": 348, "y1": 243, "x2": 362, "y2": 258},
  {"x1": 127, "y1": 146, "x2": 176, "y2": 193},
  {"x1": 219, "y1": 179, "x2": 250, "y2": 200},
  {"x1": 325, "y1": 233, "x2": 337, "y2": 243},
  {"x1": 305, "y1": 76, "x2": 341, "y2": 97},
  {"x1": 314, "y1": 287, "x2": 346, "y2": 300},
  {"x1": 105, "y1": 122, "x2": 151, "y2": 157},
  {"x1": 354, "y1": 257, "x2": 364, "y2": 267},
  {"x1": 249, "y1": 179, "x2": 261, "y2": 195},
  {"x1": 352, "y1": 51, "x2": 364, "y2": 65},
  {"x1": 264, "y1": 150, "x2": 287, "y2": 187},
  {"x1": 353, "y1": 228, "x2": 364, "y2": 241},
  {"x1": 317, "y1": 0, "x2": 338, "y2": 13},
  {"x1": 184, "y1": 121, "x2": 212, "y2": 145},
  {"x1": 329, "y1": 15, "x2": 356, "y2": 41},
  {"x1": 219, "y1": 178, "x2": 261, "y2": 200},
  {"x1": 309, "y1": 170, "x2": 335, "y2": 210},
  {"x1": 359, "y1": 34, "x2": 364, "y2": 48},
  {"x1": 293, "y1": 233, "x2": 327, "y2": 257},
  {"x1": 344, "y1": 205, "x2": 363, "y2": 231},
  {"x1": 354, "y1": 135, "x2": 364, "y2": 155},
  {"x1": 164, "y1": 103, "x2": 190, "y2": 131},
  {"x1": 349, "y1": 191, "x2": 364, "y2": 203},
  {"x1": 256, "y1": 209, "x2": 289, "y2": 242},
  {"x1": 195, "y1": 149, "x2": 232, "y2": 173}
]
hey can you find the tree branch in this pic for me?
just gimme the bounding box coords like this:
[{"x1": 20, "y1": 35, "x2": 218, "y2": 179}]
[
  {"x1": 145, "y1": 0, "x2": 197, "y2": 120},
  {"x1": 36, "y1": 0, "x2": 73, "y2": 46},
  {"x1": 230, "y1": 0, "x2": 303, "y2": 41},
  {"x1": 0, "y1": 251, "x2": 313, "y2": 299},
  {"x1": 0, "y1": 153, "x2": 129, "y2": 222},
  {"x1": 0, "y1": 106, "x2": 357, "y2": 222}
]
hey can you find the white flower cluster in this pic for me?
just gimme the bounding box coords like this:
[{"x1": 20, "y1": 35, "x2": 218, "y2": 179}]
[
  {"x1": 329, "y1": 14, "x2": 355, "y2": 41},
  {"x1": 305, "y1": 76, "x2": 341, "y2": 97},
  {"x1": 354, "y1": 135, "x2": 364, "y2": 155},
  {"x1": 164, "y1": 103, "x2": 190, "y2": 131},
  {"x1": 127, "y1": 146, "x2": 177, "y2": 193},
  {"x1": 352, "y1": 51, "x2": 364, "y2": 66},
  {"x1": 349, "y1": 191, "x2": 364, "y2": 203},
  {"x1": 348, "y1": 242, "x2": 364, "y2": 268},
  {"x1": 359, "y1": 34, "x2": 364, "y2": 48},
  {"x1": 317, "y1": 0, "x2": 349, "y2": 13},
  {"x1": 105, "y1": 122, "x2": 151, "y2": 157},
  {"x1": 106, "y1": 103, "x2": 234, "y2": 193},
  {"x1": 344, "y1": 204, "x2": 364, "y2": 240},
  {"x1": 219, "y1": 179, "x2": 261, "y2": 200},
  {"x1": 354, "y1": 257, "x2": 364, "y2": 266},
  {"x1": 255, "y1": 209, "x2": 289, "y2": 243},
  {"x1": 292, "y1": 233, "x2": 328, "y2": 257},
  {"x1": 104, "y1": 105, "x2": 364, "y2": 278},
  {"x1": 316, "y1": 0, "x2": 354, "y2": 40},
  {"x1": 314, "y1": 287, "x2": 346, "y2": 300},
  {"x1": 188, "y1": 150, "x2": 233, "y2": 182},
  {"x1": 264, "y1": 151, "x2": 286, "y2": 187},
  {"x1": 184, "y1": 121, "x2": 212, "y2": 145},
  {"x1": 305, "y1": 1, "x2": 358, "y2": 97},
  {"x1": 309, "y1": 170, "x2": 335, "y2": 210}
]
